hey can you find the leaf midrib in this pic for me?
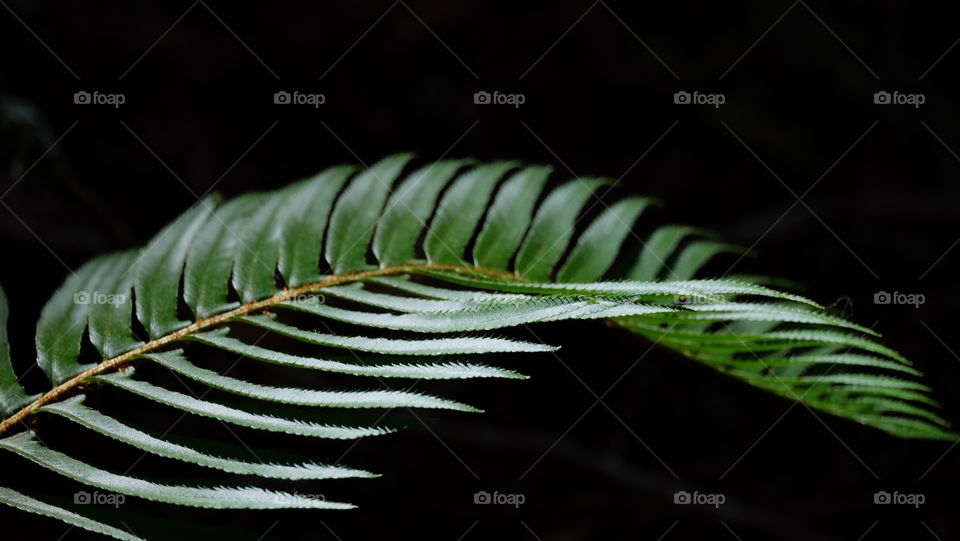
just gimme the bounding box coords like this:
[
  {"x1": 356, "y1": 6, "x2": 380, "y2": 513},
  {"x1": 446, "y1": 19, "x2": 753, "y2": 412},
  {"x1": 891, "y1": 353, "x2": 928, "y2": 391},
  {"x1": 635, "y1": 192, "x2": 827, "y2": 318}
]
[{"x1": 0, "y1": 262, "x2": 512, "y2": 437}]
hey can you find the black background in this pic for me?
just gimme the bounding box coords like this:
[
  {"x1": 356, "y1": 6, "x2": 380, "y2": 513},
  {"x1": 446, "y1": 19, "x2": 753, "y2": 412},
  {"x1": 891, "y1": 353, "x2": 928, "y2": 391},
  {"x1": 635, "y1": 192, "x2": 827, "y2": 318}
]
[{"x1": 1, "y1": 2, "x2": 959, "y2": 540}]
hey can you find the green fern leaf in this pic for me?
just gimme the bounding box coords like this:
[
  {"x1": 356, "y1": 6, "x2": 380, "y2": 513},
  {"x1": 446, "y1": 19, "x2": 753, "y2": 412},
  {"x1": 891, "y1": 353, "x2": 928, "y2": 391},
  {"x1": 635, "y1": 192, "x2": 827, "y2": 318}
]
[{"x1": 0, "y1": 154, "x2": 952, "y2": 538}]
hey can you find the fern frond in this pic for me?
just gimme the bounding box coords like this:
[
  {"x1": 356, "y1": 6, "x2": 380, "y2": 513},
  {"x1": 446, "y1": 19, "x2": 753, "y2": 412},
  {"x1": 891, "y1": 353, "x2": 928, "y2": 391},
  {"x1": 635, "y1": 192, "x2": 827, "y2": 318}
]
[{"x1": 0, "y1": 155, "x2": 952, "y2": 538}]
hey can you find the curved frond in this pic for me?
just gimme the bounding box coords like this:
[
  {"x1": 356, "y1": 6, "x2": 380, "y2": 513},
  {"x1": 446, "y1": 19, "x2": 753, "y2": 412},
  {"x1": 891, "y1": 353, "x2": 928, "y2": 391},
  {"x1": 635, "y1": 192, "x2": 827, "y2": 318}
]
[{"x1": 0, "y1": 154, "x2": 951, "y2": 537}]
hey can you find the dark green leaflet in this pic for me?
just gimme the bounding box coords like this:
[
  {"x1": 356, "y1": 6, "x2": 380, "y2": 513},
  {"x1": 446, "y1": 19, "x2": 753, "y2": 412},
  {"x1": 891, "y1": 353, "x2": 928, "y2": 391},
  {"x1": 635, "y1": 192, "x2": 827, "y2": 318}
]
[
  {"x1": 473, "y1": 165, "x2": 552, "y2": 269},
  {"x1": 325, "y1": 153, "x2": 414, "y2": 273},
  {"x1": 424, "y1": 161, "x2": 518, "y2": 265},
  {"x1": 373, "y1": 159, "x2": 469, "y2": 266},
  {"x1": 136, "y1": 197, "x2": 218, "y2": 339},
  {"x1": 0, "y1": 287, "x2": 34, "y2": 416}
]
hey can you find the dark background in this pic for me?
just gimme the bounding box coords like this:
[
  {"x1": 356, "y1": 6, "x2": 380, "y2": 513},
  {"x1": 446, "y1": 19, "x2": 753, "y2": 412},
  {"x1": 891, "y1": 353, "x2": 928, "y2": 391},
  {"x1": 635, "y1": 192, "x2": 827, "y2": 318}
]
[{"x1": 1, "y1": 1, "x2": 959, "y2": 539}]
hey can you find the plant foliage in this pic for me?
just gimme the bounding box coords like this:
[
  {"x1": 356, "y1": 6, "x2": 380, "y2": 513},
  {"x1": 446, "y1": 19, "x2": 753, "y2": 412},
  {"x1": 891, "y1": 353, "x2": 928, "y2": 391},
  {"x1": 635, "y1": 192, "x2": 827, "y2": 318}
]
[{"x1": 0, "y1": 154, "x2": 952, "y2": 539}]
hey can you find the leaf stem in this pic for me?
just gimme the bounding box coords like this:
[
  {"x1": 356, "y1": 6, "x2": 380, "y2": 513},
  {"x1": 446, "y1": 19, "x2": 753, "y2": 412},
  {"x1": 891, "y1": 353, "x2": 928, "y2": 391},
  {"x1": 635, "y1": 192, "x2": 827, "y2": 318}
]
[{"x1": 0, "y1": 263, "x2": 513, "y2": 437}]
